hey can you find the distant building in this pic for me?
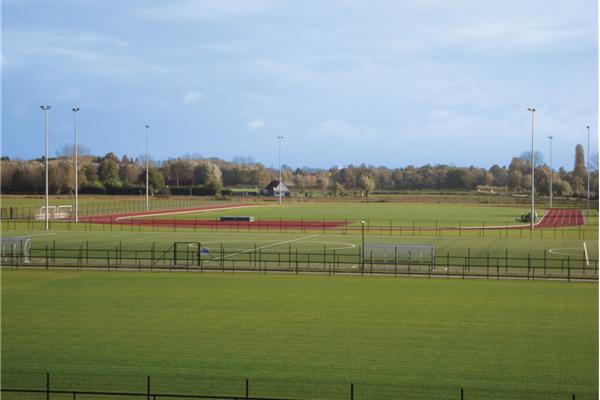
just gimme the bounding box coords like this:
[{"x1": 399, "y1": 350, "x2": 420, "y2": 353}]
[{"x1": 261, "y1": 180, "x2": 290, "y2": 197}]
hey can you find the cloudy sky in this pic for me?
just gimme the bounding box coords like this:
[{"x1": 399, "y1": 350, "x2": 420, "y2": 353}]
[{"x1": 2, "y1": 0, "x2": 598, "y2": 169}]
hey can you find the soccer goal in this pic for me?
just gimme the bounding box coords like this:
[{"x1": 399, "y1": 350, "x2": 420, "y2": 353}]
[
  {"x1": 173, "y1": 242, "x2": 212, "y2": 266},
  {"x1": 362, "y1": 243, "x2": 435, "y2": 272},
  {"x1": 35, "y1": 205, "x2": 72, "y2": 220},
  {"x1": 1, "y1": 237, "x2": 31, "y2": 264}
]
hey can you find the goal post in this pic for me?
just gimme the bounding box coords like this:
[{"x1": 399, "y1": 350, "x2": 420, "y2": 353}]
[
  {"x1": 173, "y1": 242, "x2": 212, "y2": 266},
  {"x1": 1, "y1": 237, "x2": 31, "y2": 264},
  {"x1": 35, "y1": 205, "x2": 72, "y2": 220},
  {"x1": 362, "y1": 243, "x2": 435, "y2": 271}
]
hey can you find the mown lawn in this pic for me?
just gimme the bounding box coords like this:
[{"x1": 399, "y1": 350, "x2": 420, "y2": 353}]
[{"x1": 1, "y1": 271, "x2": 597, "y2": 400}]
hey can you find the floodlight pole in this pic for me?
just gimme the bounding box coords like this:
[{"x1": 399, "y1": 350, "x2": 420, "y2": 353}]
[
  {"x1": 586, "y1": 125, "x2": 590, "y2": 217},
  {"x1": 145, "y1": 124, "x2": 151, "y2": 211},
  {"x1": 41, "y1": 105, "x2": 51, "y2": 231},
  {"x1": 277, "y1": 136, "x2": 284, "y2": 204},
  {"x1": 528, "y1": 107, "x2": 536, "y2": 229},
  {"x1": 361, "y1": 220, "x2": 365, "y2": 274},
  {"x1": 72, "y1": 107, "x2": 80, "y2": 222},
  {"x1": 548, "y1": 136, "x2": 553, "y2": 208}
]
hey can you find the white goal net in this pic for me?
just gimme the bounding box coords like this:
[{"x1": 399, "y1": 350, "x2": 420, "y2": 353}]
[
  {"x1": 362, "y1": 243, "x2": 435, "y2": 265},
  {"x1": 1, "y1": 237, "x2": 31, "y2": 264},
  {"x1": 35, "y1": 205, "x2": 72, "y2": 220}
]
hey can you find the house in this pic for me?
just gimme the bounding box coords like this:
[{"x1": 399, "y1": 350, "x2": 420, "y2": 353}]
[{"x1": 261, "y1": 180, "x2": 290, "y2": 197}]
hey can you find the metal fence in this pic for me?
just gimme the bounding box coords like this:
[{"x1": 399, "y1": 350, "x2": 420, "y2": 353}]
[
  {"x1": 0, "y1": 198, "x2": 229, "y2": 220},
  {"x1": 1, "y1": 218, "x2": 597, "y2": 241},
  {"x1": 0, "y1": 373, "x2": 582, "y2": 400},
  {"x1": 3, "y1": 242, "x2": 597, "y2": 281}
]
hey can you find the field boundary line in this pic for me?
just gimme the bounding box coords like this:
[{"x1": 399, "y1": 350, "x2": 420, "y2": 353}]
[{"x1": 584, "y1": 242, "x2": 589, "y2": 266}]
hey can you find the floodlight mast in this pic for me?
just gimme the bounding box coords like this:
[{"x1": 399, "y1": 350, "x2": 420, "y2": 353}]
[
  {"x1": 548, "y1": 136, "x2": 553, "y2": 208},
  {"x1": 527, "y1": 107, "x2": 536, "y2": 230},
  {"x1": 72, "y1": 107, "x2": 80, "y2": 222},
  {"x1": 361, "y1": 220, "x2": 365, "y2": 275},
  {"x1": 145, "y1": 124, "x2": 151, "y2": 211},
  {"x1": 41, "y1": 105, "x2": 51, "y2": 231},
  {"x1": 277, "y1": 136, "x2": 284, "y2": 204}
]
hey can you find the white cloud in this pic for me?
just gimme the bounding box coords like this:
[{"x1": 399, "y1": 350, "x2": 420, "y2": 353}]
[
  {"x1": 182, "y1": 91, "x2": 206, "y2": 104},
  {"x1": 247, "y1": 118, "x2": 266, "y2": 130},
  {"x1": 317, "y1": 118, "x2": 375, "y2": 138}
]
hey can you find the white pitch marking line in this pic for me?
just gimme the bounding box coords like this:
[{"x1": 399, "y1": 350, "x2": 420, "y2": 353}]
[
  {"x1": 583, "y1": 242, "x2": 589, "y2": 266},
  {"x1": 209, "y1": 234, "x2": 321, "y2": 263},
  {"x1": 115, "y1": 205, "x2": 261, "y2": 221},
  {"x1": 16, "y1": 232, "x2": 56, "y2": 238}
]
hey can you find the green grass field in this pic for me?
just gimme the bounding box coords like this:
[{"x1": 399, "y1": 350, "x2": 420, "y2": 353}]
[
  {"x1": 147, "y1": 203, "x2": 534, "y2": 226},
  {"x1": 1, "y1": 271, "x2": 597, "y2": 400},
  {"x1": 2, "y1": 198, "x2": 598, "y2": 399}
]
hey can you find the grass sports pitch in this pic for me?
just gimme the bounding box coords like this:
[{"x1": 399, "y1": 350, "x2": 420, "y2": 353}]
[{"x1": 1, "y1": 198, "x2": 598, "y2": 399}]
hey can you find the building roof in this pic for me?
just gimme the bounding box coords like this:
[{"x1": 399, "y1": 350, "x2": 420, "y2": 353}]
[{"x1": 263, "y1": 180, "x2": 289, "y2": 192}]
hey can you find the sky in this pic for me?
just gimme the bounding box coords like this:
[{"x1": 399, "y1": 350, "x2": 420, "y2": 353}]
[{"x1": 1, "y1": 0, "x2": 598, "y2": 170}]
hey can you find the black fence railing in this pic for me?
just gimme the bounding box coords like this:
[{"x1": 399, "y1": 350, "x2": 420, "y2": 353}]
[
  {"x1": 0, "y1": 373, "x2": 582, "y2": 400},
  {"x1": 3, "y1": 243, "x2": 598, "y2": 281},
  {"x1": 1, "y1": 218, "x2": 597, "y2": 241}
]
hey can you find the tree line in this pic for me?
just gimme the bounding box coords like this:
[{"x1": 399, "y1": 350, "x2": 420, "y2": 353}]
[{"x1": 1, "y1": 145, "x2": 597, "y2": 198}]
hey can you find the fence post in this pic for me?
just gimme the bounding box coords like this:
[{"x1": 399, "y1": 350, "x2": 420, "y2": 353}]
[
  {"x1": 568, "y1": 255, "x2": 571, "y2": 282},
  {"x1": 46, "y1": 372, "x2": 50, "y2": 400},
  {"x1": 350, "y1": 383, "x2": 354, "y2": 400},
  {"x1": 543, "y1": 250, "x2": 547, "y2": 275},
  {"x1": 245, "y1": 378, "x2": 249, "y2": 400},
  {"x1": 467, "y1": 248, "x2": 470, "y2": 272},
  {"x1": 147, "y1": 376, "x2": 150, "y2": 400},
  {"x1": 46, "y1": 244, "x2": 49, "y2": 270},
  {"x1": 460, "y1": 387, "x2": 464, "y2": 400}
]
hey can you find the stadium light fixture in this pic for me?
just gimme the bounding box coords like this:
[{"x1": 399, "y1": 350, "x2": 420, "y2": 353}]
[
  {"x1": 277, "y1": 136, "x2": 284, "y2": 204},
  {"x1": 40, "y1": 105, "x2": 51, "y2": 231},
  {"x1": 145, "y1": 124, "x2": 151, "y2": 211},
  {"x1": 586, "y1": 126, "x2": 590, "y2": 217},
  {"x1": 527, "y1": 107, "x2": 536, "y2": 230},
  {"x1": 72, "y1": 107, "x2": 80, "y2": 223},
  {"x1": 547, "y1": 136, "x2": 553, "y2": 208}
]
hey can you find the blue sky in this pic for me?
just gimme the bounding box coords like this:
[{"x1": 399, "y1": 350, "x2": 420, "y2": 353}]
[{"x1": 2, "y1": 0, "x2": 598, "y2": 169}]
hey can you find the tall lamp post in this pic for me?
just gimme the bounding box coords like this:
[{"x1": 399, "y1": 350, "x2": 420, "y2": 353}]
[
  {"x1": 548, "y1": 136, "x2": 553, "y2": 208},
  {"x1": 145, "y1": 124, "x2": 151, "y2": 211},
  {"x1": 72, "y1": 107, "x2": 80, "y2": 222},
  {"x1": 361, "y1": 220, "x2": 365, "y2": 275},
  {"x1": 40, "y1": 105, "x2": 51, "y2": 231},
  {"x1": 277, "y1": 136, "x2": 284, "y2": 204},
  {"x1": 527, "y1": 107, "x2": 536, "y2": 229},
  {"x1": 586, "y1": 125, "x2": 590, "y2": 217}
]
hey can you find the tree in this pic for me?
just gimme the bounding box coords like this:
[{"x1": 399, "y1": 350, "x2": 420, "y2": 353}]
[
  {"x1": 518, "y1": 151, "x2": 544, "y2": 168},
  {"x1": 489, "y1": 164, "x2": 508, "y2": 186},
  {"x1": 193, "y1": 161, "x2": 223, "y2": 190},
  {"x1": 358, "y1": 174, "x2": 376, "y2": 196},
  {"x1": 98, "y1": 153, "x2": 120, "y2": 183},
  {"x1": 553, "y1": 179, "x2": 572, "y2": 196},
  {"x1": 316, "y1": 175, "x2": 329, "y2": 194},
  {"x1": 138, "y1": 167, "x2": 165, "y2": 192},
  {"x1": 573, "y1": 144, "x2": 586, "y2": 180},
  {"x1": 507, "y1": 170, "x2": 523, "y2": 191}
]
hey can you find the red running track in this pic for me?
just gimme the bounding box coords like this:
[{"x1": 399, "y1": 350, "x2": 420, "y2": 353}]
[
  {"x1": 80, "y1": 204, "x2": 348, "y2": 230},
  {"x1": 535, "y1": 208, "x2": 585, "y2": 228},
  {"x1": 78, "y1": 206, "x2": 584, "y2": 231}
]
